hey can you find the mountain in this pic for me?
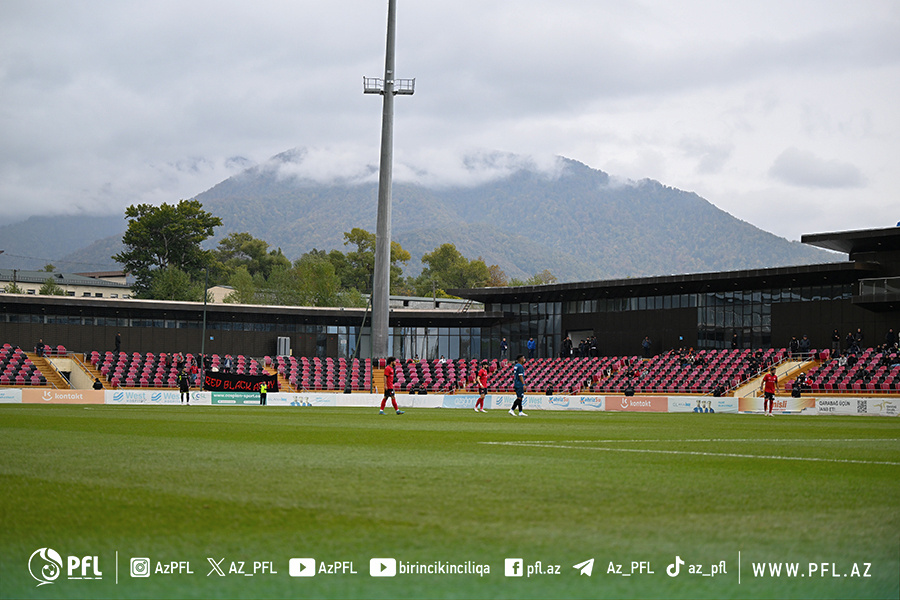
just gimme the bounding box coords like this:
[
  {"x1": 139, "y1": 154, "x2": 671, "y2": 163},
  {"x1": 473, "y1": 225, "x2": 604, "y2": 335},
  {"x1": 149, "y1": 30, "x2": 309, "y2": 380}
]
[
  {"x1": 0, "y1": 150, "x2": 837, "y2": 281},
  {"x1": 0, "y1": 215, "x2": 124, "y2": 271},
  {"x1": 194, "y1": 150, "x2": 834, "y2": 281}
]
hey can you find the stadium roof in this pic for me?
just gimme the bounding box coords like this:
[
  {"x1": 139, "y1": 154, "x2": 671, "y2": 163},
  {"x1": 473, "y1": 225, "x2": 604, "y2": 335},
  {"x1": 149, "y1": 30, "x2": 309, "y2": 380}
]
[
  {"x1": 449, "y1": 261, "x2": 873, "y2": 304},
  {"x1": 801, "y1": 226, "x2": 900, "y2": 256}
]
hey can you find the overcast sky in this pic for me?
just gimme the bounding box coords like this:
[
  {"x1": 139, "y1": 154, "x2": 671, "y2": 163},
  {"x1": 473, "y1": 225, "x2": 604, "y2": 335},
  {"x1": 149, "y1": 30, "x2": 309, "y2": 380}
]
[{"x1": 1, "y1": 0, "x2": 898, "y2": 241}]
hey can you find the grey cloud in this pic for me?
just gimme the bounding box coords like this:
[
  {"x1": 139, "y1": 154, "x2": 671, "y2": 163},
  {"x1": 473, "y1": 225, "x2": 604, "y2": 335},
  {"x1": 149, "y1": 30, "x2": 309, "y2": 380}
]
[{"x1": 768, "y1": 147, "x2": 865, "y2": 189}]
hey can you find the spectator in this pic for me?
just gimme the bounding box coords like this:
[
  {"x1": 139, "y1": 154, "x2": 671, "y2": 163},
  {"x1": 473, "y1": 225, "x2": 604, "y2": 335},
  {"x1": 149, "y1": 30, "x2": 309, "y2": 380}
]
[
  {"x1": 526, "y1": 337, "x2": 536, "y2": 359},
  {"x1": 641, "y1": 336, "x2": 652, "y2": 359},
  {"x1": 92, "y1": 377, "x2": 103, "y2": 390},
  {"x1": 500, "y1": 338, "x2": 509, "y2": 360},
  {"x1": 36, "y1": 338, "x2": 44, "y2": 357},
  {"x1": 789, "y1": 336, "x2": 800, "y2": 358},
  {"x1": 114, "y1": 332, "x2": 121, "y2": 355},
  {"x1": 731, "y1": 333, "x2": 739, "y2": 349},
  {"x1": 885, "y1": 328, "x2": 897, "y2": 350},
  {"x1": 798, "y1": 335, "x2": 811, "y2": 359},
  {"x1": 831, "y1": 329, "x2": 841, "y2": 355},
  {"x1": 845, "y1": 332, "x2": 856, "y2": 353}
]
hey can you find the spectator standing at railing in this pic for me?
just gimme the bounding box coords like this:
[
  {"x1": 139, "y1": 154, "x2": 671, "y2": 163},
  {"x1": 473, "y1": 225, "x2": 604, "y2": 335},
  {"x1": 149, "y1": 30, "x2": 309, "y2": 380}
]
[
  {"x1": 527, "y1": 337, "x2": 536, "y2": 359},
  {"x1": 845, "y1": 331, "x2": 856, "y2": 353},
  {"x1": 854, "y1": 328, "x2": 865, "y2": 348},
  {"x1": 789, "y1": 336, "x2": 800, "y2": 358},
  {"x1": 500, "y1": 338, "x2": 509, "y2": 360},
  {"x1": 885, "y1": 328, "x2": 897, "y2": 351},
  {"x1": 831, "y1": 329, "x2": 841, "y2": 356},
  {"x1": 798, "y1": 335, "x2": 811, "y2": 359},
  {"x1": 36, "y1": 338, "x2": 44, "y2": 357}
]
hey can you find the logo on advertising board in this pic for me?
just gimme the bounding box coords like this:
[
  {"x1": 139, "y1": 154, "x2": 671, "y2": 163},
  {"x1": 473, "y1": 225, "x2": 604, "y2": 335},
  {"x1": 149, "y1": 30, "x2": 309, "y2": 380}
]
[
  {"x1": 871, "y1": 399, "x2": 899, "y2": 416},
  {"x1": 738, "y1": 397, "x2": 816, "y2": 413},
  {"x1": 109, "y1": 390, "x2": 181, "y2": 404},
  {"x1": 23, "y1": 389, "x2": 104, "y2": 404},
  {"x1": 0, "y1": 388, "x2": 21, "y2": 403},
  {"x1": 608, "y1": 396, "x2": 668, "y2": 412},
  {"x1": 579, "y1": 396, "x2": 603, "y2": 409},
  {"x1": 547, "y1": 396, "x2": 570, "y2": 408},
  {"x1": 494, "y1": 396, "x2": 514, "y2": 408},
  {"x1": 211, "y1": 392, "x2": 259, "y2": 405},
  {"x1": 442, "y1": 395, "x2": 477, "y2": 409}
]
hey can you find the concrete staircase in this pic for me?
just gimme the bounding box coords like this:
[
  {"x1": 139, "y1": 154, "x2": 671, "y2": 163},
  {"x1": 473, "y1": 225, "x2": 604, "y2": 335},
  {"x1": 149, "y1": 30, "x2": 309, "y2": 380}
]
[
  {"x1": 72, "y1": 353, "x2": 112, "y2": 390},
  {"x1": 26, "y1": 353, "x2": 70, "y2": 389},
  {"x1": 264, "y1": 366, "x2": 296, "y2": 393},
  {"x1": 734, "y1": 359, "x2": 813, "y2": 398}
]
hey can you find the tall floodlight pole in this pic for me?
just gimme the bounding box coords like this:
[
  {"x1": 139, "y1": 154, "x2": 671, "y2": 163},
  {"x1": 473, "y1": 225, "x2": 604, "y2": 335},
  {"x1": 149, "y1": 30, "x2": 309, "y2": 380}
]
[{"x1": 365, "y1": 0, "x2": 414, "y2": 358}]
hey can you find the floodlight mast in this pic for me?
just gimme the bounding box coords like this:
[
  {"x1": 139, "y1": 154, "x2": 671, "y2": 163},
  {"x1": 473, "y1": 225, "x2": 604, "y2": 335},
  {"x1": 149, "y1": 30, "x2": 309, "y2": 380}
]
[{"x1": 365, "y1": 0, "x2": 414, "y2": 359}]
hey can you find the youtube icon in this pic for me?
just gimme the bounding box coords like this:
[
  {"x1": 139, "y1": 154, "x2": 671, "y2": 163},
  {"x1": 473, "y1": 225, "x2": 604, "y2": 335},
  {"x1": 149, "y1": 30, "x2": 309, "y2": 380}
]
[
  {"x1": 369, "y1": 558, "x2": 396, "y2": 577},
  {"x1": 289, "y1": 558, "x2": 316, "y2": 577}
]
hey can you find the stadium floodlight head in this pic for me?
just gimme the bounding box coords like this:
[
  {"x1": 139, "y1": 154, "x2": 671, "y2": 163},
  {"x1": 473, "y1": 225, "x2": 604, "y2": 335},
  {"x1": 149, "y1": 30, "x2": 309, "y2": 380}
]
[{"x1": 365, "y1": 0, "x2": 415, "y2": 359}]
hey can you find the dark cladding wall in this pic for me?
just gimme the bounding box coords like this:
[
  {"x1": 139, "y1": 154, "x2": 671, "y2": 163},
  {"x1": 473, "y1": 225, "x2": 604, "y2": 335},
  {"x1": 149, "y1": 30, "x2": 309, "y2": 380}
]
[
  {"x1": 771, "y1": 299, "x2": 896, "y2": 349},
  {"x1": 0, "y1": 321, "x2": 293, "y2": 358},
  {"x1": 0, "y1": 298, "x2": 495, "y2": 360},
  {"x1": 562, "y1": 307, "x2": 697, "y2": 357}
]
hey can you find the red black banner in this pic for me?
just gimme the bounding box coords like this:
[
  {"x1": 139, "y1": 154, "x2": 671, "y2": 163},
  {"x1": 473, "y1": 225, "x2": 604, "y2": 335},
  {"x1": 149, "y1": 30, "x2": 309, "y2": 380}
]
[{"x1": 203, "y1": 371, "x2": 279, "y2": 393}]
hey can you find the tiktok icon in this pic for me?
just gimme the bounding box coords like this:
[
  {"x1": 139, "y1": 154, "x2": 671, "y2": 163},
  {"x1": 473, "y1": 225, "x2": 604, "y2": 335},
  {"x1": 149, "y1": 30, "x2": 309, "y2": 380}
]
[{"x1": 667, "y1": 556, "x2": 684, "y2": 577}]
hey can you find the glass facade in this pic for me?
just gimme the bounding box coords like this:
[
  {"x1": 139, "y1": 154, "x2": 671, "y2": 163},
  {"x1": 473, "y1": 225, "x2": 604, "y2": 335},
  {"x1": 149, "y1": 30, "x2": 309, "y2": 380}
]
[{"x1": 485, "y1": 284, "x2": 854, "y2": 352}]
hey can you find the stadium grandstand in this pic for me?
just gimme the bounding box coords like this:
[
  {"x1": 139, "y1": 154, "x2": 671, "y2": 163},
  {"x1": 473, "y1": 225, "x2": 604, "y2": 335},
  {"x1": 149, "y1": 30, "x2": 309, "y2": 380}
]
[{"x1": 0, "y1": 226, "x2": 897, "y2": 400}]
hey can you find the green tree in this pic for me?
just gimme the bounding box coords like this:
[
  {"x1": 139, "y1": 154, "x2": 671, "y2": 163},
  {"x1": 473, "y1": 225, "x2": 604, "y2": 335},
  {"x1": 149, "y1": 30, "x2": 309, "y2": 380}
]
[
  {"x1": 294, "y1": 253, "x2": 341, "y2": 306},
  {"x1": 113, "y1": 199, "x2": 222, "y2": 298},
  {"x1": 486, "y1": 264, "x2": 509, "y2": 287},
  {"x1": 148, "y1": 266, "x2": 207, "y2": 301},
  {"x1": 39, "y1": 277, "x2": 66, "y2": 296},
  {"x1": 412, "y1": 243, "x2": 491, "y2": 297},
  {"x1": 3, "y1": 282, "x2": 24, "y2": 294},
  {"x1": 42, "y1": 263, "x2": 56, "y2": 272},
  {"x1": 339, "y1": 228, "x2": 410, "y2": 294},
  {"x1": 510, "y1": 269, "x2": 558, "y2": 287},
  {"x1": 223, "y1": 266, "x2": 258, "y2": 304},
  {"x1": 213, "y1": 232, "x2": 290, "y2": 283}
]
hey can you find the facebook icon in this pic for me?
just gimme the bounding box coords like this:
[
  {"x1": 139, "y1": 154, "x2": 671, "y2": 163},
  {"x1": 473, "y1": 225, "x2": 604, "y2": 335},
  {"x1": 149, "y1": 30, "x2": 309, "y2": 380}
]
[{"x1": 505, "y1": 558, "x2": 524, "y2": 577}]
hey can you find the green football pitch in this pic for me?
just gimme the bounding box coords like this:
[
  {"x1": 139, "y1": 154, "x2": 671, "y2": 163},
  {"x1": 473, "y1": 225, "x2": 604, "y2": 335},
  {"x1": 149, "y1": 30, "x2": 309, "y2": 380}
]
[{"x1": 1, "y1": 405, "x2": 898, "y2": 599}]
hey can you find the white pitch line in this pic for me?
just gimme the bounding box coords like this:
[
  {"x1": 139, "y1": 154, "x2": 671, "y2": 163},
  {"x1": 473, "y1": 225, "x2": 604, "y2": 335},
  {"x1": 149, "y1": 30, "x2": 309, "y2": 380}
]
[
  {"x1": 479, "y1": 441, "x2": 900, "y2": 466},
  {"x1": 551, "y1": 438, "x2": 900, "y2": 444}
]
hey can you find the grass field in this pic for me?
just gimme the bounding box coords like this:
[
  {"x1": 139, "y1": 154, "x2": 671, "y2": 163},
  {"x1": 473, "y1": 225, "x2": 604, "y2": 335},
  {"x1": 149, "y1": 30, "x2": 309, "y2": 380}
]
[{"x1": 1, "y1": 405, "x2": 898, "y2": 599}]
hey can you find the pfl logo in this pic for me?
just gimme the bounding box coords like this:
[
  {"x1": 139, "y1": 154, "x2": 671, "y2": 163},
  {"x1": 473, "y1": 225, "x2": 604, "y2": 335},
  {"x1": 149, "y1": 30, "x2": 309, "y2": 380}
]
[
  {"x1": 28, "y1": 548, "x2": 63, "y2": 587},
  {"x1": 28, "y1": 548, "x2": 103, "y2": 587}
]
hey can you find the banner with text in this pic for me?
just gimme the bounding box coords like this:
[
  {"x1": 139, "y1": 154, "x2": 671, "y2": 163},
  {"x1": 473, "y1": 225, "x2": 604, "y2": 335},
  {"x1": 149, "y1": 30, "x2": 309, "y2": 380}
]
[
  {"x1": 0, "y1": 389, "x2": 22, "y2": 403},
  {"x1": 203, "y1": 371, "x2": 278, "y2": 393},
  {"x1": 738, "y1": 396, "x2": 816, "y2": 414},
  {"x1": 816, "y1": 397, "x2": 900, "y2": 416},
  {"x1": 22, "y1": 389, "x2": 105, "y2": 404},
  {"x1": 668, "y1": 396, "x2": 738, "y2": 414}
]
